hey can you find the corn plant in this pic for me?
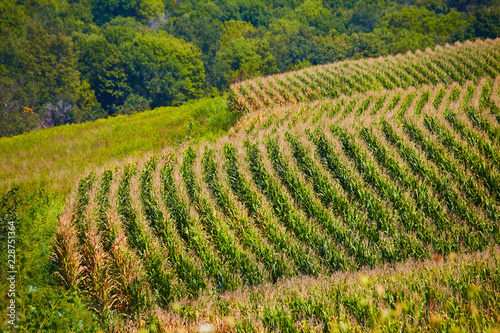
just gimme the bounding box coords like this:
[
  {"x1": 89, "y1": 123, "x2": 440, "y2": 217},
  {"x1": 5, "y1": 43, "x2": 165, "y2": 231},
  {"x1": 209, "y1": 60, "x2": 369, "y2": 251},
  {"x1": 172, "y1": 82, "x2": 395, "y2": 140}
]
[
  {"x1": 414, "y1": 90, "x2": 430, "y2": 116},
  {"x1": 306, "y1": 128, "x2": 428, "y2": 262},
  {"x1": 396, "y1": 92, "x2": 417, "y2": 117},
  {"x1": 370, "y1": 95, "x2": 388, "y2": 116},
  {"x1": 343, "y1": 65, "x2": 379, "y2": 91},
  {"x1": 448, "y1": 85, "x2": 461, "y2": 103},
  {"x1": 444, "y1": 110, "x2": 500, "y2": 168},
  {"x1": 79, "y1": 223, "x2": 117, "y2": 325},
  {"x1": 95, "y1": 170, "x2": 116, "y2": 249},
  {"x1": 355, "y1": 95, "x2": 375, "y2": 116},
  {"x1": 430, "y1": 56, "x2": 465, "y2": 84},
  {"x1": 359, "y1": 127, "x2": 457, "y2": 234},
  {"x1": 245, "y1": 139, "x2": 347, "y2": 272},
  {"x1": 72, "y1": 173, "x2": 96, "y2": 240},
  {"x1": 445, "y1": 50, "x2": 476, "y2": 81},
  {"x1": 117, "y1": 163, "x2": 174, "y2": 305},
  {"x1": 327, "y1": 98, "x2": 346, "y2": 118},
  {"x1": 383, "y1": 60, "x2": 415, "y2": 87},
  {"x1": 314, "y1": 70, "x2": 342, "y2": 99},
  {"x1": 464, "y1": 106, "x2": 500, "y2": 144},
  {"x1": 247, "y1": 82, "x2": 274, "y2": 108},
  {"x1": 410, "y1": 61, "x2": 440, "y2": 85},
  {"x1": 140, "y1": 156, "x2": 206, "y2": 297},
  {"x1": 92, "y1": 168, "x2": 154, "y2": 320},
  {"x1": 432, "y1": 87, "x2": 446, "y2": 110},
  {"x1": 160, "y1": 155, "x2": 237, "y2": 292},
  {"x1": 459, "y1": 48, "x2": 496, "y2": 78},
  {"x1": 461, "y1": 84, "x2": 476, "y2": 107},
  {"x1": 421, "y1": 115, "x2": 500, "y2": 203},
  {"x1": 371, "y1": 70, "x2": 395, "y2": 90},
  {"x1": 400, "y1": 61, "x2": 429, "y2": 86},
  {"x1": 168, "y1": 247, "x2": 500, "y2": 332},
  {"x1": 381, "y1": 120, "x2": 494, "y2": 248},
  {"x1": 478, "y1": 79, "x2": 500, "y2": 125},
  {"x1": 311, "y1": 101, "x2": 333, "y2": 124},
  {"x1": 479, "y1": 79, "x2": 494, "y2": 110},
  {"x1": 303, "y1": 71, "x2": 332, "y2": 98},
  {"x1": 229, "y1": 39, "x2": 500, "y2": 111},
  {"x1": 202, "y1": 146, "x2": 293, "y2": 282},
  {"x1": 182, "y1": 146, "x2": 264, "y2": 286},
  {"x1": 276, "y1": 76, "x2": 306, "y2": 102},
  {"x1": 341, "y1": 98, "x2": 360, "y2": 117},
  {"x1": 332, "y1": 126, "x2": 451, "y2": 254},
  {"x1": 285, "y1": 132, "x2": 380, "y2": 267},
  {"x1": 223, "y1": 143, "x2": 320, "y2": 275},
  {"x1": 264, "y1": 136, "x2": 351, "y2": 270},
  {"x1": 386, "y1": 93, "x2": 402, "y2": 112},
  {"x1": 352, "y1": 63, "x2": 385, "y2": 90},
  {"x1": 267, "y1": 79, "x2": 294, "y2": 104},
  {"x1": 374, "y1": 62, "x2": 404, "y2": 88},
  {"x1": 324, "y1": 67, "x2": 358, "y2": 95}
]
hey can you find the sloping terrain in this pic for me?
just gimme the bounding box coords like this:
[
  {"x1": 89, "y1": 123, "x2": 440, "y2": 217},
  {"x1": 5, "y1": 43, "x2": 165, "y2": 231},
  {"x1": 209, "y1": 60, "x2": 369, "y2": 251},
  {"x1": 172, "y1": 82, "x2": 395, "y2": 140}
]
[
  {"x1": 55, "y1": 39, "x2": 500, "y2": 331},
  {"x1": 229, "y1": 39, "x2": 500, "y2": 112}
]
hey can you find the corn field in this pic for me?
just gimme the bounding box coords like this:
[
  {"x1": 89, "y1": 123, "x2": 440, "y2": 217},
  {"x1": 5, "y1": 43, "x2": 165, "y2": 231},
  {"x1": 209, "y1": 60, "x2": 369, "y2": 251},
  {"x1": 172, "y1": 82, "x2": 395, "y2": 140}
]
[
  {"x1": 229, "y1": 38, "x2": 500, "y2": 112},
  {"x1": 54, "y1": 38, "x2": 500, "y2": 331}
]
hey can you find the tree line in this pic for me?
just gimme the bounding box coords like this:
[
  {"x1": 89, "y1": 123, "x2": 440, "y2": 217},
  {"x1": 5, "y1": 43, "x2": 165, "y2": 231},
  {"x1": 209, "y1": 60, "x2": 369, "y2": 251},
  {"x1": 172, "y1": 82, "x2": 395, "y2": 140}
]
[{"x1": 0, "y1": 0, "x2": 498, "y2": 137}]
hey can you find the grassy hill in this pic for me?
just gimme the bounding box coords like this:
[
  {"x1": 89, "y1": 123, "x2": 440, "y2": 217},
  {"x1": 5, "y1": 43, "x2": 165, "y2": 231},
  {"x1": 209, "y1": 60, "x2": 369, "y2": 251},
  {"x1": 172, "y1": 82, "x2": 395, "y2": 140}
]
[
  {"x1": 0, "y1": 97, "x2": 239, "y2": 195},
  {"x1": 2, "y1": 38, "x2": 500, "y2": 332}
]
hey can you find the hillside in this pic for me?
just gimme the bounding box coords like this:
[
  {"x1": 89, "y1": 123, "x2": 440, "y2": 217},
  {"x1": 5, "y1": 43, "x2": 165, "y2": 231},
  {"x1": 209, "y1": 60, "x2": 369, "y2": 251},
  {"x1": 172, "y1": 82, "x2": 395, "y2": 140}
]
[
  {"x1": 0, "y1": 97, "x2": 238, "y2": 194},
  {"x1": 229, "y1": 38, "x2": 500, "y2": 111},
  {"x1": 3, "y1": 0, "x2": 498, "y2": 138},
  {"x1": 48, "y1": 39, "x2": 500, "y2": 331}
]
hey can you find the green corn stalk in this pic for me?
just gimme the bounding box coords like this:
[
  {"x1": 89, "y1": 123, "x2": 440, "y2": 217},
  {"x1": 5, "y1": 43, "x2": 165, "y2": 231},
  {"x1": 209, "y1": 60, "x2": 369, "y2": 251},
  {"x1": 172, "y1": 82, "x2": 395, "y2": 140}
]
[
  {"x1": 421, "y1": 115, "x2": 500, "y2": 203},
  {"x1": 332, "y1": 126, "x2": 451, "y2": 254},
  {"x1": 223, "y1": 143, "x2": 319, "y2": 276},
  {"x1": 160, "y1": 155, "x2": 237, "y2": 293},
  {"x1": 264, "y1": 137, "x2": 351, "y2": 270},
  {"x1": 396, "y1": 92, "x2": 417, "y2": 117},
  {"x1": 464, "y1": 106, "x2": 500, "y2": 144},
  {"x1": 381, "y1": 120, "x2": 494, "y2": 249},
  {"x1": 285, "y1": 132, "x2": 380, "y2": 267},
  {"x1": 202, "y1": 146, "x2": 293, "y2": 282},
  {"x1": 461, "y1": 84, "x2": 476, "y2": 107},
  {"x1": 140, "y1": 156, "x2": 206, "y2": 297},
  {"x1": 306, "y1": 128, "x2": 429, "y2": 262},
  {"x1": 444, "y1": 110, "x2": 500, "y2": 169},
  {"x1": 414, "y1": 90, "x2": 430, "y2": 116},
  {"x1": 244, "y1": 139, "x2": 345, "y2": 272},
  {"x1": 72, "y1": 173, "x2": 96, "y2": 240},
  {"x1": 448, "y1": 86, "x2": 461, "y2": 103},
  {"x1": 182, "y1": 147, "x2": 264, "y2": 286},
  {"x1": 432, "y1": 87, "x2": 447, "y2": 110},
  {"x1": 117, "y1": 163, "x2": 174, "y2": 306}
]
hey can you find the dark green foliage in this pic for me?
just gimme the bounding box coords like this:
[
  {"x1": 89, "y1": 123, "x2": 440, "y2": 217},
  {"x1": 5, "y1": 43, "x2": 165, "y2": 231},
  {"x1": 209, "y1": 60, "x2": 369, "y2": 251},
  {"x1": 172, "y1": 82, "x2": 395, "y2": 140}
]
[{"x1": 120, "y1": 33, "x2": 206, "y2": 108}]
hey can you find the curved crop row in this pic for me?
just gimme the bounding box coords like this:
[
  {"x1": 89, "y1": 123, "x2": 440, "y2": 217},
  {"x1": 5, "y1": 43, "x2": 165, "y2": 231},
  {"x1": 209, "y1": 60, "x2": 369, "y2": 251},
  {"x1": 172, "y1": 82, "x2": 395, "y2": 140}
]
[{"x1": 230, "y1": 38, "x2": 500, "y2": 112}]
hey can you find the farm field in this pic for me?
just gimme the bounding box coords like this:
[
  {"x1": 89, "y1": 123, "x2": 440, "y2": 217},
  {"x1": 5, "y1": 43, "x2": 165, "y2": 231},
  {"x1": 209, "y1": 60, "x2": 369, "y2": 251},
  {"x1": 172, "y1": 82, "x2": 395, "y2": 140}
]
[{"x1": 51, "y1": 38, "x2": 500, "y2": 331}]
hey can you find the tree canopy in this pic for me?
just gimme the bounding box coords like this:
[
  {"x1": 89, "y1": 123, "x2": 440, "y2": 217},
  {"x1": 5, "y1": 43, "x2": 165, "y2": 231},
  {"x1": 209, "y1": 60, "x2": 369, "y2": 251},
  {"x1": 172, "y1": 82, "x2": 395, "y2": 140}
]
[{"x1": 0, "y1": 0, "x2": 499, "y2": 136}]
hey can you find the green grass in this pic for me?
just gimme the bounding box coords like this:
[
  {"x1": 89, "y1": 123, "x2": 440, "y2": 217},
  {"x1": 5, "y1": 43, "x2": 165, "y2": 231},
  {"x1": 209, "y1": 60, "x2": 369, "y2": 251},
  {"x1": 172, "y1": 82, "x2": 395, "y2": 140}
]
[
  {"x1": 0, "y1": 96, "x2": 240, "y2": 195},
  {"x1": 1, "y1": 187, "x2": 101, "y2": 332}
]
